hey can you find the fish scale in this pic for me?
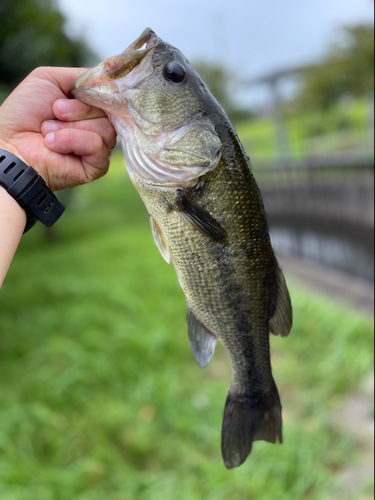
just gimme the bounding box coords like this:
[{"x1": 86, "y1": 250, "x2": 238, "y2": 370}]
[{"x1": 71, "y1": 27, "x2": 293, "y2": 469}]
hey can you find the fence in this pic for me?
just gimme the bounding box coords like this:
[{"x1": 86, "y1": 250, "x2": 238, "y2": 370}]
[{"x1": 248, "y1": 127, "x2": 375, "y2": 280}]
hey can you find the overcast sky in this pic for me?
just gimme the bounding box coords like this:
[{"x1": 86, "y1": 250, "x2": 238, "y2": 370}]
[{"x1": 57, "y1": 0, "x2": 374, "y2": 106}]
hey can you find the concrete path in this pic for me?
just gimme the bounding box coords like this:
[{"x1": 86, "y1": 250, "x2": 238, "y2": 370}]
[
  {"x1": 278, "y1": 254, "x2": 374, "y2": 499},
  {"x1": 278, "y1": 254, "x2": 374, "y2": 317}
]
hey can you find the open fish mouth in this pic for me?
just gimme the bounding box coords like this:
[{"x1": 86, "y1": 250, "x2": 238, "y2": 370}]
[
  {"x1": 70, "y1": 28, "x2": 159, "y2": 110},
  {"x1": 102, "y1": 28, "x2": 159, "y2": 80},
  {"x1": 123, "y1": 27, "x2": 159, "y2": 53}
]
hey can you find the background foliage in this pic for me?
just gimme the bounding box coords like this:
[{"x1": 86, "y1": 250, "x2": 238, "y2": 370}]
[
  {"x1": 192, "y1": 63, "x2": 252, "y2": 123},
  {"x1": 0, "y1": 0, "x2": 94, "y2": 94},
  {"x1": 296, "y1": 24, "x2": 374, "y2": 110}
]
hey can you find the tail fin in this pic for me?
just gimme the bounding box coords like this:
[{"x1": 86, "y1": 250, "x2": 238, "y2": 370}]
[{"x1": 221, "y1": 392, "x2": 283, "y2": 469}]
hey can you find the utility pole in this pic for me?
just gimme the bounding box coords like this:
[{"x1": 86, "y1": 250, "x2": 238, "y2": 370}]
[{"x1": 269, "y1": 77, "x2": 290, "y2": 166}]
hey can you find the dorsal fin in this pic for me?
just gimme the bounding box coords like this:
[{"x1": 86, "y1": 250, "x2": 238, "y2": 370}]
[
  {"x1": 269, "y1": 268, "x2": 293, "y2": 337},
  {"x1": 150, "y1": 216, "x2": 170, "y2": 264},
  {"x1": 187, "y1": 306, "x2": 217, "y2": 368}
]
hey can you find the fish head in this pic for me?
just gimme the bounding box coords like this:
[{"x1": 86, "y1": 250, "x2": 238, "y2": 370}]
[{"x1": 71, "y1": 28, "x2": 223, "y2": 186}]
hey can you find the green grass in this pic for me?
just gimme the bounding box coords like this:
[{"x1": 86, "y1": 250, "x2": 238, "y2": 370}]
[
  {"x1": 235, "y1": 97, "x2": 371, "y2": 164},
  {"x1": 0, "y1": 152, "x2": 373, "y2": 500}
]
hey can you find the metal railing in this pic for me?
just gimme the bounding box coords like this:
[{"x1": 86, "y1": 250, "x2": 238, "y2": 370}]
[{"x1": 248, "y1": 129, "x2": 375, "y2": 280}]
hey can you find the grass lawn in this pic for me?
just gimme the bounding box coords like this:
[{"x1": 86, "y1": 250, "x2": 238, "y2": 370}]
[
  {"x1": 235, "y1": 98, "x2": 371, "y2": 164},
  {"x1": 0, "y1": 152, "x2": 373, "y2": 500}
]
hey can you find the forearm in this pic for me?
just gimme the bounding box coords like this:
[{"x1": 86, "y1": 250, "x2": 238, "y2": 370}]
[{"x1": 0, "y1": 187, "x2": 26, "y2": 287}]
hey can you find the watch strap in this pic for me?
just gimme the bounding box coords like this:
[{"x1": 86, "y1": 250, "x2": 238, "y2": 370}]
[
  {"x1": 0, "y1": 149, "x2": 65, "y2": 232},
  {"x1": 24, "y1": 208, "x2": 38, "y2": 233}
]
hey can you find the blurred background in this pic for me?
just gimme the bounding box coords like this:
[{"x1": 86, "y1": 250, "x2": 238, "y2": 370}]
[{"x1": 0, "y1": 1, "x2": 374, "y2": 499}]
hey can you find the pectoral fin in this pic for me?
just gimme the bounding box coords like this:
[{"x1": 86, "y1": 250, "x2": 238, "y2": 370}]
[
  {"x1": 150, "y1": 216, "x2": 170, "y2": 264},
  {"x1": 187, "y1": 306, "x2": 217, "y2": 368},
  {"x1": 269, "y1": 268, "x2": 293, "y2": 337},
  {"x1": 175, "y1": 190, "x2": 227, "y2": 244}
]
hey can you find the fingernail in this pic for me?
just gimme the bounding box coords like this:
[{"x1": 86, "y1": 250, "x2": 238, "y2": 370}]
[
  {"x1": 45, "y1": 133, "x2": 55, "y2": 145},
  {"x1": 43, "y1": 121, "x2": 59, "y2": 133},
  {"x1": 56, "y1": 100, "x2": 70, "y2": 115}
]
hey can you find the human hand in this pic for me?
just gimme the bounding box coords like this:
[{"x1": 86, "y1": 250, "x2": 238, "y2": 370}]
[{"x1": 0, "y1": 67, "x2": 116, "y2": 191}]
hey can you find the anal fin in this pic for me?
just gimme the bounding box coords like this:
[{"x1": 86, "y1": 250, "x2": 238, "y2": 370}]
[
  {"x1": 269, "y1": 267, "x2": 293, "y2": 337},
  {"x1": 150, "y1": 216, "x2": 170, "y2": 264},
  {"x1": 187, "y1": 306, "x2": 217, "y2": 368}
]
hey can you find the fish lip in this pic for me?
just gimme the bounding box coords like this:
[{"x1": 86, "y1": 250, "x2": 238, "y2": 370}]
[
  {"x1": 69, "y1": 68, "x2": 120, "y2": 97},
  {"x1": 69, "y1": 70, "x2": 121, "y2": 109},
  {"x1": 123, "y1": 28, "x2": 160, "y2": 53}
]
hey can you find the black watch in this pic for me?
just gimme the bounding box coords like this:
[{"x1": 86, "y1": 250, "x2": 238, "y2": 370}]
[{"x1": 0, "y1": 149, "x2": 65, "y2": 233}]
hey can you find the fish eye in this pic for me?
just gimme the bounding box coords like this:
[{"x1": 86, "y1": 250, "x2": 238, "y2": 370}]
[{"x1": 164, "y1": 62, "x2": 186, "y2": 83}]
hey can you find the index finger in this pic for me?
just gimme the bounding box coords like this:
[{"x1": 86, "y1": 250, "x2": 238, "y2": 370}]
[
  {"x1": 51, "y1": 67, "x2": 91, "y2": 96},
  {"x1": 33, "y1": 67, "x2": 91, "y2": 96},
  {"x1": 53, "y1": 99, "x2": 108, "y2": 122}
]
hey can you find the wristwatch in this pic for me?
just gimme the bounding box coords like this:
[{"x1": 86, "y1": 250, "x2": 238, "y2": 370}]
[{"x1": 0, "y1": 149, "x2": 65, "y2": 233}]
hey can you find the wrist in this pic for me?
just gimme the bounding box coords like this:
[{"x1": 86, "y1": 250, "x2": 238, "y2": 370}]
[
  {"x1": 0, "y1": 183, "x2": 27, "y2": 223},
  {"x1": 0, "y1": 186, "x2": 26, "y2": 288}
]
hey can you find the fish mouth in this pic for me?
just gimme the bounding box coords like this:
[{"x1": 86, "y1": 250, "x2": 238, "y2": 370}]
[
  {"x1": 70, "y1": 28, "x2": 159, "y2": 109},
  {"x1": 123, "y1": 27, "x2": 159, "y2": 53}
]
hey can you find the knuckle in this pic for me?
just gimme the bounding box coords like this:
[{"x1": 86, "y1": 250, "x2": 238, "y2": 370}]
[
  {"x1": 102, "y1": 119, "x2": 117, "y2": 144},
  {"x1": 60, "y1": 127, "x2": 75, "y2": 141},
  {"x1": 28, "y1": 67, "x2": 49, "y2": 81},
  {"x1": 30, "y1": 66, "x2": 47, "y2": 76},
  {"x1": 73, "y1": 100, "x2": 92, "y2": 116},
  {"x1": 96, "y1": 147, "x2": 110, "y2": 172},
  {"x1": 93, "y1": 132, "x2": 104, "y2": 150},
  {"x1": 54, "y1": 128, "x2": 75, "y2": 150},
  {"x1": 103, "y1": 119, "x2": 115, "y2": 136},
  {"x1": 101, "y1": 157, "x2": 110, "y2": 176}
]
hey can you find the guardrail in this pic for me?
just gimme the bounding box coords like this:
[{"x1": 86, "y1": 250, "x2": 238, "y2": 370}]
[
  {"x1": 255, "y1": 157, "x2": 374, "y2": 280},
  {"x1": 256, "y1": 158, "x2": 374, "y2": 228}
]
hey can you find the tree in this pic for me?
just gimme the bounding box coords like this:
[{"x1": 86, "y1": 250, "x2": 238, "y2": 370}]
[
  {"x1": 0, "y1": 0, "x2": 95, "y2": 92},
  {"x1": 297, "y1": 24, "x2": 374, "y2": 109},
  {"x1": 192, "y1": 62, "x2": 252, "y2": 123}
]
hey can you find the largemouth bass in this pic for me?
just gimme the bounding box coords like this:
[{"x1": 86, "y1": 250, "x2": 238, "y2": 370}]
[{"x1": 71, "y1": 28, "x2": 293, "y2": 469}]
